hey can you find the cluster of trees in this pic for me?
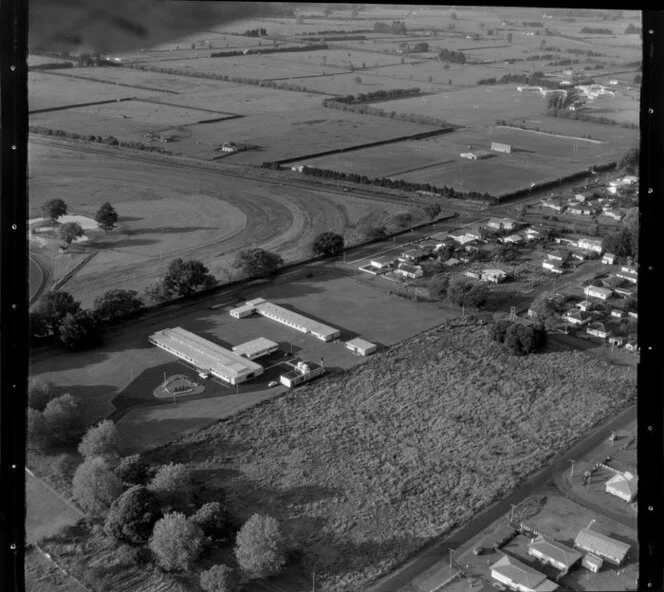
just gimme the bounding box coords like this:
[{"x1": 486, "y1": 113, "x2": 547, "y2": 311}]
[
  {"x1": 322, "y1": 87, "x2": 421, "y2": 106},
  {"x1": 41, "y1": 199, "x2": 119, "y2": 236},
  {"x1": 580, "y1": 27, "x2": 613, "y2": 34},
  {"x1": 292, "y1": 165, "x2": 496, "y2": 203},
  {"x1": 321, "y1": 99, "x2": 454, "y2": 128},
  {"x1": 602, "y1": 209, "x2": 639, "y2": 261},
  {"x1": 243, "y1": 27, "x2": 267, "y2": 37},
  {"x1": 437, "y1": 48, "x2": 466, "y2": 64},
  {"x1": 232, "y1": 248, "x2": 284, "y2": 279},
  {"x1": 412, "y1": 42, "x2": 430, "y2": 53},
  {"x1": 28, "y1": 126, "x2": 171, "y2": 154},
  {"x1": 618, "y1": 146, "x2": 639, "y2": 175},
  {"x1": 491, "y1": 320, "x2": 547, "y2": 355},
  {"x1": 29, "y1": 61, "x2": 74, "y2": 71},
  {"x1": 210, "y1": 43, "x2": 328, "y2": 58},
  {"x1": 546, "y1": 108, "x2": 638, "y2": 130},
  {"x1": 522, "y1": 21, "x2": 544, "y2": 27},
  {"x1": 312, "y1": 232, "x2": 345, "y2": 257},
  {"x1": 145, "y1": 258, "x2": 217, "y2": 303},
  {"x1": 477, "y1": 72, "x2": 547, "y2": 86},
  {"x1": 374, "y1": 21, "x2": 407, "y2": 35},
  {"x1": 625, "y1": 23, "x2": 641, "y2": 34},
  {"x1": 446, "y1": 276, "x2": 489, "y2": 309}
]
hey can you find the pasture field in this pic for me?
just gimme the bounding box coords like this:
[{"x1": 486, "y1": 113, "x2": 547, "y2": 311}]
[
  {"x1": 143, "y1": 318, "x2": 635, "y2": 592},
  {"x1": 516, "y1": 115, "x2": 640, "y2": 143},
  {"x1": 274, "y1": 48, "x2": 419, "y2": 69},
  {"x1": 28, "y1": 54, "x2": 73, "y2": 67},
  {"x1": 28, "y1": 72, "x2": 169, "y2": 112},
  {"x1": 210, "y1": 17, "x2": 371, "y2": 36},
  {"x1": 27, "y1": 138, "x2": 408, "y2": 306},
  {"x1": 151, "y1": 107, "x2": 438, "y2": 164},
  {"x1": 153, "y1": 53, "x2": 341, "y2": 80},
  {"x1": 375, "y1": 84, "x2": 547, "y2": 126},
  {"x1": 579, "y1": 95, "x2": 639, "y2": 126},
  {"x1": 25, "y1": 547, "x2": 88, "y2": 592}
]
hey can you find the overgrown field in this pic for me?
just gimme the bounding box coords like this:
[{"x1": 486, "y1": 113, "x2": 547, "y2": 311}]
[{"x1": 147, "y1": 318, "x2": 635, "y2": 592}]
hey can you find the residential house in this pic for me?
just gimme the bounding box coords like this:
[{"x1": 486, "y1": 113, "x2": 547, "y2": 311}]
[
  {"x1": 487, "y1": 217, "x2": 519, "y2": 231},
  {"x1": 625, "y1": 340, "x2": 638, "y2": 352},
  {"x1": 502, "y1": 233, "x2": 524, "y2": 244},
  {"x1": 587, "y1": 321, "x2": 610, "y2": 339},
  {"x1": 398, "y1": 248, "x2": 426, "y2": 263},
  {"x1": 570, "y1": 250, "x2": 588, "y2": 261},
  {"x1": 581, "y1": 553, "x2": 604, "y2": 573},
  {"x1": 574, "y1": 528, "x2": 631, "y2": 566},
  {"x1": 568, "y1": 205, "x2": 596, "y2": 216},
  {"x1": 610, "y1": 308, "x2": 625, "y2": 318},
  {"x1": 628, "y1": 311, "x2": 638, "y2": 319},
  {"x1": 542, "y1": 261, "x2": 564, "y2": 274},
  {"x1": 602, "y1": 252, "x2": 617, "y2": 265},
  {"x1": 608, "y1": 335, "x2": 625, "y2": 347},
  {"x1": 464, "y1": 270, "x2": 481, "y2": 280},
  {"x1": 584, "y1": 286, "x2": 613, "y2": 300},
  {"x1": 542, "y1": 198, "x2": 565, "y2": 212},
  {"x1": 606, "y1": 471, "x2": 638, "y2": 502},
  {"x1": 565, "y1": 310, "x2": 591, "y2": 326},
  {"x1": 528, "y1": 534, "x2": 583, "y2": 573},
  {"x1": 444, "y1": 257, "x2": 461, "y2": 267},
  {"x1": 524, "y1": 227, "x2": 541, "y2": 240},
  {"x1": 617, "y1": 266, "x2": 637, "y2": 283},
  {"x1": 603, "y1": 209, "x2": 624, "y2": 221},
  {"x1": 576, "y1": 300, "x2": 593, "y2": 312},
  {"x1": 482, "y1": 269, "x2": 507, "y2": 284},
  {"x1": 221, "y1": 142, "x2": 238, "y2": 153},
  {"x1": 577, "y1": 237, "x2": 604, "y2": 253},
  {"x1": 369, "y1": 257, "x2": 393, "y2": 270},
  {"x1": 449, "y1": 230, "x2": 481, "y2": 245},
  {"x1": 417, "y1": 239, "x2": 440, "y2": 252},
  {"x1": 396, "y1": 264, "x2": 424, "y2": 279},
  {"x1": 490, "y1": 554, "x2": 559, "y2": 592},
  {"x1": 547, "y1": 250, "x2": 569, "y2": 263},
  {"x1": 614, "y1": 285, "x2": 635, "y2": 298}
]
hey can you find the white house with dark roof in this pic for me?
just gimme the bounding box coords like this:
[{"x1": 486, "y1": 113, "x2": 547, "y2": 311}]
[
  {"x1": 587, "y1": 321, "x2": 610, "y2": 339},
  {"x1": 490, "y1": 555, "x2": 559, "y2": 592},
  {"x1": 606, "y1": 471, "x2": 638, "y2": 502},
  {"x1": 584, "y1": 286, "x2": 613, "y2": 300},
  {"x1": 574, "y1": 528, "x2": 631, "y2": 566},
  {"x1": 542, "y1": 261, "x2": 564, "y2": 274},
  {"x1": 577, "y1": 237, "x2": 604, "y2": 253},
  {"x1": 396, "y1": 263, "x2": 424, "y2": 279},
  {"x1": 565, "y1": 310, "x2": 591, "y2": 326},
  {"x1": 528, "y1": 535, "x2": 583, "y2": 572},
  {"x1": 602, "y1": 252, "x2": 617, "y2": 265},
  {"x1": 482, "y1": 269, "x2": 508, "y2": 284}
]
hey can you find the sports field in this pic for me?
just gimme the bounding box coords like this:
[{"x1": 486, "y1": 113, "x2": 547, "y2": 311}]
[{"x1": 27, "y1": 138, "x2": 407, "y2": 306}]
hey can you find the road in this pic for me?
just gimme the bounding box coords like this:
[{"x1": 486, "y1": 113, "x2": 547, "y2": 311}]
[{"x1": 366, "y1": 403, "x2": 636, "y2": 592}]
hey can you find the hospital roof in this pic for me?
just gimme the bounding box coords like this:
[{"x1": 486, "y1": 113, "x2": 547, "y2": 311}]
[
  {"x1": 150, "y1": 327, "x2": 261, "y2": 378},
  {"x1": 232, "y1": 337, "x2": 279, "y2": 357},
  {"x1": 254, "y1": 302, "x2": 339, "y2": 338}
]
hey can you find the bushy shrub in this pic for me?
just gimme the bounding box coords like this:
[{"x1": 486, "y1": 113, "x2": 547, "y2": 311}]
[
  {"x1": 234, "y1": 514, "x2": 285, "y2": 578},
  {"x1": 72, "y1": 456, "x2": 124, "y2": 515},
  {"x1": 105, "y1": 485, "x2": 161, "y2": 544},
  {"x1": 79, "y1": 420, "x2": 122, "y2": 460},
  {"x1": 28, "y1": 376, "x2": 57, "y2": 411},
  {"x1": 148, "y1": 463, "x2": 195, "y2": 509},
  {"x1": 190, "y1": 502, "x2": 232, "y2": 539},
  {"x1": 149, "y1": 512, "x2": 204, "y2": 572},
  {"x1": 200, "y1": 564, "x2": 241, "y2": 592}
]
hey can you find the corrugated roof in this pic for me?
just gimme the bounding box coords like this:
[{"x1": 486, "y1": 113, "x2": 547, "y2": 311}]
[
  {"x1": 606, "y1": 472, "x2": 638, "y2": 499},
  {"x1": 529, "y1": 535, "x2": 583, "y2": 569},
  {"x1": 232, "y1": 337, "x2": 279, "y2": 357},
  {"x1": 574, "y1": 529, "x2": 630, "y2": 562},
  {"x1": 254, "y1": 302, "x2": 339, "y2": 339},
  {"x1": 491, "y1": 554, "x2": 548, "y2": 589},
  {"x1": 346, "y1": 338, "x2": 376, "y2": 350}
]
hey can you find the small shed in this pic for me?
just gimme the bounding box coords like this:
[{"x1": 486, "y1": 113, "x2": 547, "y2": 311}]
[{"x1": 345, "y1": 338, "x2": 378, "y2": 356}]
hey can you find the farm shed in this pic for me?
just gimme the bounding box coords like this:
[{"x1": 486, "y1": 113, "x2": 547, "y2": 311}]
[
  {"x1": 542, "y1": 261, "x2": 563, "y2": 274},
  {"x1": 370, "y1": 256, "x2": 392, "y2": 270},
  {"x1": 459, "y1": 150, "x2": 493, "y2": 160},
  {"x1": 490, "y1": 554, "x2": 558, "y2": 592},
  {"x1": 254, "y1": 301, "x2": 340, "y2": 342},
  {"x1": 574, "y1": 528, "x2": 631, "y2": 566},
  {"x1": 280, "y1": 361, "x2": 324, "y2": 388},
  {"x1": 345, "y1": 338, "x2": 377, "y2": 356},
  {"x1": 149, "y1": 327, "x2": 263, "y2": 385},
  {"x1": 565, "y1": 310, "x2": 591, "y2": 326},
  {"x1": 491, "y1": 141, "x2": 512, "y2": 154},
  {"x1": 586, "y1": 322, "x2": 610, "y2": 339},
  {"x1": 527, "y1": 535, "x2": 582, "y2": 572},
  {"x1": 581, "y1": 553, "x2": 604, "y2": 573},
  {"x1": 398, "y1": 248, "x2": 426, "y2": 263},
  {"x1": 229, "y1": 303, "x2": 256, "y2": 319},
  {"x1": 605, "y1": 471, "x2": 638, "y2": 502},
  {"x1": 232, "y1": 337, "x2": 279, "y2": 360}
]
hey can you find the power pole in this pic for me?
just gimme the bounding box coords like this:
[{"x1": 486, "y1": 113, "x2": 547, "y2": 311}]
[
  {"x1": 449, "y1": 547, "x2": 455, "y2": 568},
  {"x1": 570, "y1": 459, "x2": 576, "y2": 478}
]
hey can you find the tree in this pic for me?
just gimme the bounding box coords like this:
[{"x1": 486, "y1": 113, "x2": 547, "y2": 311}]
[
  {"x1": 42, "y1": 199, "x2": 68, "y2": 224},
  {"x1": 428, "y1": 275, "x2": 449, "y2": 300},
  {"x1": 32, "y1": 291, "x2": 81, "y2": 336},
  {"x1": 104, "y1": 485, "x2": 161, "y2": 544},
  {"x1": 413, "y1": 42, "x2": 429, "y2": 52},
  {"x1": 27, "y1": 408, "x2": 48, "y2": 450},
  {"x1": 424, "y1": 203, "x2": 442, "y2": 221},
  {"x1": 162, "y1": 258, "x2": 217, "y2": 297},
  {"x1": 312, "y1": 232, "x2": 344, "y2": 258},
  {"x1": 504, "y1": 323, "x2": 546, "y2": 355},
  {"x1": 490, "y1": 320, "x2": 513, "y2": 343},
  {"x1": 59, "y1": 222, "x2": 84, "y2": 247},
  {"x1": 200, "y1": 564, "x2": 241, "y2": 592},
  {"x1": 450, "y1": 10, "x2": 457, "y2": 20},
  {"x1": 79, "y1": 420, "x2": 122, "y2": 460},
  {"x1": 447, "y1": 277, "x2": 489, "y2": 309},
  {"x1": 72, "y1": 456, "x2": 124, "y2": 515},
  {"x1": 506, "y1": 32, "x2": 513, "y2": 43},
  {"x1": 354, "y1": 76, "x2": 362, "y2": 84},
  {"x1": 191, "y1": 502, "x2": 232, "y2": 539},
  {"x1": 58, "y1": 309, "x2": 102, "y2": 350},
  {"x1": 93, "y1": 289, "x2": 144, "y2": 323},
  {"x1": 234, "y1": 514, "x2": 286, "y2": 579},
  {"x1": 149, "y1": 512, "x2": 204, "y2": 572},
  {"x1": 148, "y1": 463, "x2": 195, "y2": 509},
  {"x1": 43, "y1": 393, "x2": 84, "y2": 446},
  {"x1": 115, "y1": 454, "x2": 149, "y2": 486},
  {"x1": 95, "y1": 202, "x2": 119, "y2": 232},
  {"x1": 28, "y1": 376, "x2": 56, "y2": 411},
  {"x1": 233, "y1": 249, "x2": 284, "y2": 278},
  {"x1": 618, "y1": 146, "x2": 639, "y2": 174}
]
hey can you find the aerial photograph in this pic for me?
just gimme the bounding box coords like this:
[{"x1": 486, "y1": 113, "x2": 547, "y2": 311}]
[{"x1": 26, "y1": 3, "x2": 640, "y2": 592}]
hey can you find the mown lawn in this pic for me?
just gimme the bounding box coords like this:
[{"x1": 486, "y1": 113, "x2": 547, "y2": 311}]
[{"x1": 146, "y1": 318, "x2": 635, "y2": 591}]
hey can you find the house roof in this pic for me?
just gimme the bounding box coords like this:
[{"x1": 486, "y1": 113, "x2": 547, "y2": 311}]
[
  {"x1": 345, "y1": 337, "x2": 376, "y2": 351},
  {"x1": 483, "y1": 268, "x2": 507, "y2": 276},
  {"x1": 398, "y1": 263, "x2": 422, "y2": 274},
  {"x1": 574, "y1": 529, "x2": 630, "y2": 562},
  {"x1": 606, "y1": 472, "x2": 638, "y2": 499},
  {"x1": 587, "y1": 321, "x2": 608, "y2": 332},
  {"x1": 584, "y1": 286, "x2": 612, "y2": 297},
  {"x1": 529, "y1": 535, "x2": 583, "y2": 569},
  {"x1": 582, "y1": 553, "x2": 604, "y2": 568},
  {"x1": 566, "y1": 310, "x2": 590, "y2": 321},
  {"x1": 490, "y1": 554, "x2": 549, "y2": 590}
]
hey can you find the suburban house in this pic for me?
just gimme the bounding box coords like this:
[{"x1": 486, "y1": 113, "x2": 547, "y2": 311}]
[
  {"x1": 464, "y1": 270, "x2": 481, "y2": 280},
  {"x1": 603, "y1": 209, "x2": 624, "y2": 221},
  {"x1": 608, "y1": 335, "x2": 625, "y2": 347},
  {"x1": 542, "y1": 260, "x2": 564, "y2": 274},
  {"x1": 576, "y1": 300, "x2": 593, "y2": 312},
  {"x1": 417, "y1": 239, "x2": 440, "y2": 252},
  {"x1": 587, "y1": 321, "x2": 610, "y2": 339},
  {"x1": 577, "y1": 237, "x2": 604, "y2": 253},
  {"x1": 568, "y1": 205, "x2": 595, "y2": 216},
  {"x1": 570, "y1": 250, "x2": 588, "y2": 261},
  {"x1": 554, "y1": 236, "x2": 577, "y2": 247},
  {"x1": 574, "y1": 528, "x2": 631, "y2": 566},
  {"x1": 605, "y1": 471, "x2": 638, "y2": 502},
  {"x1": 444, "y1": 257, "x2": 461, "y2": 267},
  {"x1": 220, "y1": 142, "x2": 238, "y2": 153},
  {"x1": 490, "y1": 554, "x2": 559, "y2": 592},
  {"x1": 527, "y1": 534, "x2": 583, "y2": 573},
  {"x1": 610, "y1": 308, "x2": 625, "y2": 318},
  {"x1": 524, "y1": 227, "x2": 541, "y2": 240},
  {"x1": 625, "y1": 340, "x2": 638, "y2": 352},
  {"x1": 617, "y1": 267, "x2": 638, "y2": 283},
  {"x1": 584, "y1": 286, "x2": 613, "y2": 300},
  {"x1": 602, "y1": 252, "x2": 617, "y2": 265},
  {"x1": 615, "y1": 285, "x2": 636, "y2": 298},
  {"x1": 481, "y1": 269, "x2": 508, "y2": 284},
  {"x1": 487, "y1": 217, "x2": 519, "y2": 231},
  {"x1": 547, "y1": 250, "x2": 569, "y2": 263},
  {"x1": 574, "y1": 192, "x2": 593, "y2": 202},
  {"x1": 398, "y1": 248, "x2": 426, "y2": 263},
  {"x1": 628, "y1": 310, "x2": 638, "y2": 319},
  {"x1": 581, "y1": 553, "x2": 604, "y2": 573},
  {"x1": 501, "y1": 233, "x2": 524, "y2": 244},
  {"x1": 565, "y1": 310, "x2": 592, "y2": 326},
  {"x1": 542, "y1": 198, "x2": 565, "y2": 212},
  {"x1": 396, "y1": 263, "x2": 424, "y2": 279},
  {"x1": 369, "y1": 257, "x2": 393, "y2": 270}
]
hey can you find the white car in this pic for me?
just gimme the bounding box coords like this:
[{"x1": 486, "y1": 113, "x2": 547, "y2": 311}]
[
  {"x1": 198, "y1": 372, "x2": 210, "y2": 379},
  {"x1": 268, "y1": 381, "x2": 279, "y2": 387}
]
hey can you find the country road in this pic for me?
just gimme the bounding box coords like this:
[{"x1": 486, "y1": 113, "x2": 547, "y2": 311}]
[{"x1": 366, "y1": 403, "x2": 636, "y2": 592}]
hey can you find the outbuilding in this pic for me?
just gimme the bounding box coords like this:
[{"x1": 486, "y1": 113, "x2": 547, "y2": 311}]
[
  {"x1": 345, "y1": 338, "x2": 378, "y2": 356},
  {"x1": 232, "y1": 337, "x2": 279, "y2": 360},
  {"x1": 490, "y1": 554, "x2": 558, "y2": 592},
  {"x1": 528, "y1": 534, "x2": 582, "y2": 572},
  {"x1": 605, "y1": 471, "x2": 638, "y2": 502},
  {"x1": 574, "y1": 528, "x2": 630, "y2": 566}
]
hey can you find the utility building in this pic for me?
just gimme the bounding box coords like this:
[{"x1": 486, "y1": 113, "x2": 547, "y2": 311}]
[
  {"x1": 280, "y1": 361, "x2": 325, "y2": 388},
  {"x1": 345, "y1": 338, "x2": 378, "y2": 356},
  {"x1": 254, "y1": 301, "x2": 341, "y2": 342},
  {"x1": 574, "y1": 528, "x2": 630, "y2": 566},
  {"x1": 232, "y1": 337, "x2": 279, "y2": 360},
  {"x1": 149, "y1": 327, "x2": 263, "y2": 385},
  {"x1": 491, "y1": 141, "x2": 512, "y2": 154}
]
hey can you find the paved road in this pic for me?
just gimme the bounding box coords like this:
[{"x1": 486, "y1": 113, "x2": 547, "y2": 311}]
[{"x1": 366, "y1": 403, "x2": 636, "y2": 592}]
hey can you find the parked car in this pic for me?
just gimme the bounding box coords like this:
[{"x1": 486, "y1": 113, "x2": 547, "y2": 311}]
[
  {"x1": 268, "y1": 380, "x2": 278, "y2": 387},
  {"x1": 198, "y1": 372, "x2": 210, "y2": 379},
  {"x1": 473, "y1": 545, "x2": 485, "y2": 556}
]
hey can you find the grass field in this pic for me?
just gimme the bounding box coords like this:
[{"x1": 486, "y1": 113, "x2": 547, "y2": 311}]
[
  {"x1": 274, "y1": 48, "x2": 419, "y2": 69},
  {"x1": 25, "y1": 547, "x2": 89, "y2": 592},
  {"x1": 28, "y1": 72, "x2": 169, "y2": 112},
  {"x1": 143, "y1": 317, "x2": 634, "y2": 591},
  {"x1": 577, "y1": 95, "x2": 639, "y2": 126}
]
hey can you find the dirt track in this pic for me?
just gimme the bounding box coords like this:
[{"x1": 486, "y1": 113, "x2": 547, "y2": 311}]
[{"x1": 28, "y1": 138, "x2": 404, "y2": 306}]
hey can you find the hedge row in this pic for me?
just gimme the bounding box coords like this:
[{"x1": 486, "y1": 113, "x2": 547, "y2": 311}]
[
  {"x1": 322, "y1": 87, "x2": 421, "y2": 106},
  {"x1": 546, "y1": 109, "x2": 639, "y2": 130},
  {"x1": 28, "y1": 126, "x2": 172, "y2": 154},
  {"x1": 322, "y1": 100, "x2": 454, "y2": 128},
  {"x1": 279, "y1": 164, "x2": 496, "y2": 203},
  {"x1": 210, "y1": 43, "x2": 328, "y2": 58}
]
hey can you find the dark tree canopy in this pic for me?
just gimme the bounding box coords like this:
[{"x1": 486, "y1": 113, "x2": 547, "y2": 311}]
[
  {"x1": 149, "y1": 512, "x2": 205, "y2": 572},
  {"x1": 115, "y1": 454, "x2": 150, "y2": 486},
  {"x1": 42, "y1": 199, "x2": 68, "y2": 223},
  {"x1": 618, "y1": 146, "x2": 639, "y2": 174},
  {"x1": 490, "y1": 319, "x2": 514, "y2": 344},
  {"x1": 312, "y1": 232, "x2": 345, "y2": 257},
  {"x1": 191, "y1": 502, "x2": 233, "y2": 539},
  {"x1": 447, "y1": 277, "x2": 489, "y2": 309},
  {"x1": 504, "y1": 323, "x2": 547, "y2": 355},
  {"x1": 28, "y1": 376, "x2": 57, "y2": 411},
  {"x1": 58, "y1": 310, "x2": 102, "y2": 350},
  {"x1": 104, "y1": 485, "x2": 162, "y2": 544},
  {"x1": 424, "y1": 203, "x2": 442, "y2": 221},
  {"x1": 32, "y1": 291, "x2": 81, "y2": 337},
  {"x1": 233, "y1": 249, "x2": 284, "y2": 278},
  {"x1": 162, "y1": 258, "x2": 217, "y2": 297},
  {"x1": 59, "y1": 222, "x2": 84, "y2": 246},
  {"x1": 72, "y1": 456, "x2": 124, "y2": 515},
  {"x1": 93, "y1": 289, "x2": 144, "y2": 322},
  {"x1": 200, "y1": 564, "x2": 241, "y2": 592},
  {"x1": 95, "y1": 202, "x2": 119, "y2": 232},
  {"x1": 43, "y1": 393, "x2": 85, "y2": 446},
  {"x1": 428, "y1": 275, "x2": 449, "y2": 300}
]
